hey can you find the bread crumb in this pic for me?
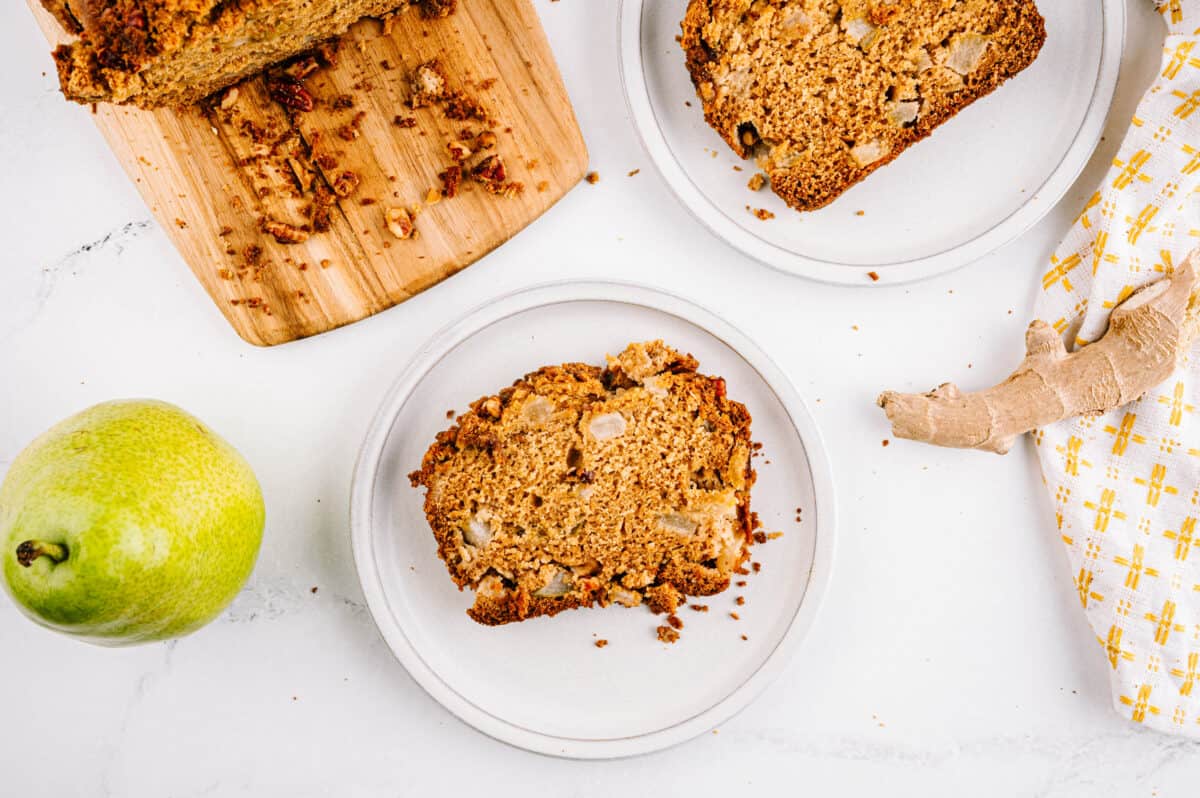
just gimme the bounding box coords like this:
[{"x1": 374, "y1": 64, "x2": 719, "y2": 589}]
[
  {"x1": 747, "y1": 173, "x2": 766, "y2": 192},
  {"x1": 735, "y1": 596, "x2": 745, "y2": 606},
  {"x1": 594, "y1": 639, "x2": 608, "y2": 648},
  {"x1": 748, "y1": 207, "x2": 775, "y2": 221},
  {"x1": 628, "y1": 168, "x2": 641, "y2": 177},
  {"x1": 868, "y1": 271, "x2": 880, "y2": 282},
  {"x1": 656, "y1": 625, "x2": 680, "y2": 644},
  {"x1": 882, "y1": 439, "x2": 890, "y2": 447},
  {"x1": 585, "y1": 171, "x2": 600, "y2": 184},
  {"x1": 690, "y1": 604, "x2": 709, "y2": 612},
  {"x1": 729, "y1": 612, "x2": 740, "y2": 621},
  {"x1": 667, "y1": 614, "x2": 683, "y2": 630}
]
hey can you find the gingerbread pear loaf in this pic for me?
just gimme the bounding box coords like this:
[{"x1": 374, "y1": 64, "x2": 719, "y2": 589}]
[
  {"x1": 408, "y1": 341, "x2": 758, "y2": 626},
  {"x1": 681, "y1": 0, "x2": 1046, "y2": 211},
  {"x1": 41, "y1": 0, "x2": 456, "y2": 108}
]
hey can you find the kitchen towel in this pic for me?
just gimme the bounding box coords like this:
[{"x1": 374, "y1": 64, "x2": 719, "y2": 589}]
[{"x1": 1036, "y1": 0, "x2": 1200, "y2": 736}]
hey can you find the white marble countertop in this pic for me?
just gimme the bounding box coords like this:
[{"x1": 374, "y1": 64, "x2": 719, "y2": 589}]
[{"x1": 3, "y1": 1, "x2": 1199, "y2": 794}]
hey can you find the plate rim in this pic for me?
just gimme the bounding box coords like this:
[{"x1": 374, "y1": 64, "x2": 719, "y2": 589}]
[
  {"x1": 617, "y1": 0, "x2": 1126, "y2": 285},
  {"x1": 349, "y1": 280, "x2": 838, "y2": 759}
]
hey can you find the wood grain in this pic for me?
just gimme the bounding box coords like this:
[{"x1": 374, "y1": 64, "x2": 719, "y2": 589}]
[{"x1": 29, "y1": 1, "x2": 588, "y2": 346}]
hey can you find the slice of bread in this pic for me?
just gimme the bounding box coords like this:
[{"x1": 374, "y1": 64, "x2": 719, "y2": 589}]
[
  {"x1": 681, "y1": 0, "x2": 1046, "y2": 211},
  {"x1": 409, "y1": 341, "x2": 757, "y2": 626}
]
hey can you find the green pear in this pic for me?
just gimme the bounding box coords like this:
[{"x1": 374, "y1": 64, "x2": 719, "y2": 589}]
[{"x1": 1, "y1": 400, "x2": 265, "y2": 645}]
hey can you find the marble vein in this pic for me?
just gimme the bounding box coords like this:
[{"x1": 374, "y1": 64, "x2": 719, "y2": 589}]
[{"x1": 0, "y1": 218, "x2": 152, "y2": 342}]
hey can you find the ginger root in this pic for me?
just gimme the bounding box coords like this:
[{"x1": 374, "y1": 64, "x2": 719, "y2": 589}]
[{"x1": 878, "y1": 251, "x2": 1200, "y2": 454}]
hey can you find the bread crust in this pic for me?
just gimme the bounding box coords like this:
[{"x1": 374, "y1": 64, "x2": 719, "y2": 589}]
[
  {"x1": 44, "y1": 0, "x2": 457, "y2": 108},
  {"x1": 681, "y1": 0, "x2": 1047, "y2": 211}
]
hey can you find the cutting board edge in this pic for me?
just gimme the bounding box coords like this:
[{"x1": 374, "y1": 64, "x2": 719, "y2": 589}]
[{"x1": 221, "y1": 143, "x2": 590, "y2": 348}]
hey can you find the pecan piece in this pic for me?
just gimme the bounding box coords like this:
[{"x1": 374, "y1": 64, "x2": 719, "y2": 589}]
[
  {"x1": 439, "y1": 164, "x2": 462, "y2": 198},
  {"x1": 280, "y1": 55, "x2": 320, "y2": 81},
  {"x1": 309, "y1": 186, "x2": 334, "y2": 232},
  {"x1": 471, "y1": 155, "x2": 507, "y2": 185},
  {"x1": 471, "y1": 156, "x2": 523, "y2": 197},
  {"x1": 331, "y1": 170, "x2": 361, "y2": 198},
  {"x1": 262, "y1": 218, "x2": 310, "y2": 244},
  {"x1": 443, "y1": 92, "x2": 487, "y2": 122},
  {"x1": 385, "y1": 207, "x2": 416, "y2": 240},
  {"x1": 447, "y1": 141, "x2": 473, "y2": 161},
  {"x1": 267, "y1": 77, "x2": 314, "y2": 112},
  {"x1": 410, "y1": 60, "x2": 448, "y2": 109}
]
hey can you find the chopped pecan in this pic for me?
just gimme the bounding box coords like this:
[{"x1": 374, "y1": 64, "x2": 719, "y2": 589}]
[
  {"x1": 385, "y1": 207, "x2": 416, "y2": 240},
  {"x1": 447, "y1": 140, "x2": 472, "y2": 161},
  {"x1": 443, "y1": 91, "x2": 487, "y2": 122},
  {"x1": 306, "y1": 186, "x2": 333, "y2": 233},
  {"x1": 331, "y1": 170, "x2": 361, "y2": 198},
  {"x1": 418, "y1": 0, "x2": 457, "y2": 18},
  {"x1": 280, "y1": 55, "x2": 320, "y2": 81},
  {"x1": 267, "y1": 77, "x2": 314, "y2": 112},
  {"x1": 471, "y1": 155, "x2": 507, "y2": 185},
  {"x1": 439, "y1": 164, "x2": 462, "y2": 198},
  {"x1": 410, "y1": 60, "x2": 448, "y2": 108},
  {"x1": 316, "y1": 41, "x2": 339, "y2": 68},
  {"x1": 287, "y1": 157, "x2": 317, "y2": 193},
  {"x1": 262, "y1": 218, "x2": 310, "y2": 244},
  {"x1": 471, "y1": 156, "x2": 523, "y2": 197}
]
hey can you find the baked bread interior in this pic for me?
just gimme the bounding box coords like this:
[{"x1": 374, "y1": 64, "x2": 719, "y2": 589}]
[
  {"x1": 409, "y1": 341, "x2": 758, "y2": 625},
  {"x1": 680, "y1": 0, "x2": 1046, "y2": 210}
]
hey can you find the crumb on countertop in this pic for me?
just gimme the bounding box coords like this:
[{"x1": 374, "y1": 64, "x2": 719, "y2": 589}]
[
  {"x1": 657, "y1": 625, "x2": 680, "y2": 644},
  {"x1": 585, "y1": 171, "x2": 600, "y2": 184}
]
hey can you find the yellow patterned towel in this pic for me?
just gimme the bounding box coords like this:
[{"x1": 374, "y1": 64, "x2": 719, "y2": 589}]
[{"x1": 1037, "y1": 1, "x2": 1200, "y2": 735}]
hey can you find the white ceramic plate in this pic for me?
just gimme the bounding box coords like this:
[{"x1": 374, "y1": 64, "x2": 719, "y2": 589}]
[
  {"x1": 350, "y1": 282, "x2": 835, "y2": 758},
  {"x1": 620, "y1": 0, "x2": 1125, "y2": 284}
]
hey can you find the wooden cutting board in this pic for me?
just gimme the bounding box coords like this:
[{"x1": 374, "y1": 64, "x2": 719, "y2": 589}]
[{"x1": 29, "y1": 1, "x2": 588, "y2": 346}]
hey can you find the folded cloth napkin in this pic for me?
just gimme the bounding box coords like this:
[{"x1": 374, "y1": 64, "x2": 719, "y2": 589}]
[{"x1": 1037, "y1": 0, "x2": 1200, "y2": 736}]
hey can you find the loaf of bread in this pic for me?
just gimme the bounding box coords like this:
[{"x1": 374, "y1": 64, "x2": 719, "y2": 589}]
[
  {"x1": 681, "y1": 0, "x2": 1046, "y2": 211},
  {"x1": 42, "y1": 0, "x2": 456, "y2": 108},
  {"x1": 409, "y1": 341, "x2": 758, "y2": 626}
]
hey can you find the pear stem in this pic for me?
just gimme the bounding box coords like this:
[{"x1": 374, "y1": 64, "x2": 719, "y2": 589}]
[{"x1": 15, "y1": 541, "x2": 68, "y2": 568}]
